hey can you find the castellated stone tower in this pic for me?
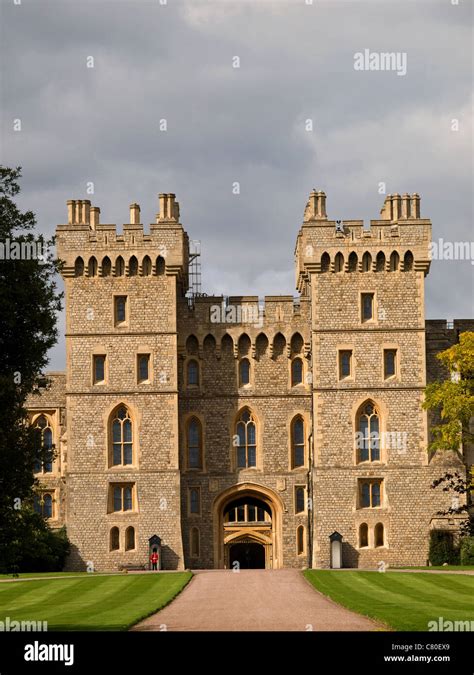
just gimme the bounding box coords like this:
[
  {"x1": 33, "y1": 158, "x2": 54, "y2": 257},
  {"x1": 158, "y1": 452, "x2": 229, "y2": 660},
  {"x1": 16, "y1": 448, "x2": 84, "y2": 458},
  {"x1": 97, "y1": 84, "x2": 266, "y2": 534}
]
[
  {"x1": 55, "y1": 194, "x2": 188, "y2": 570},
  {"x1": 295, "y1": 191, "x2": 460, "y2": 568},
  {"x1": 28, "y1": 188, "x2": 465, "y2": 572}
]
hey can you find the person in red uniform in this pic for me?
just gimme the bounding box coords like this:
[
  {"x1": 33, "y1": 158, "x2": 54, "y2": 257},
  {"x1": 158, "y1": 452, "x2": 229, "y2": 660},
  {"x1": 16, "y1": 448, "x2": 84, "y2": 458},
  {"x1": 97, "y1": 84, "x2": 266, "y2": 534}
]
[{"x1": 150, "y1": 550, "x2": 159, "y2": 571}]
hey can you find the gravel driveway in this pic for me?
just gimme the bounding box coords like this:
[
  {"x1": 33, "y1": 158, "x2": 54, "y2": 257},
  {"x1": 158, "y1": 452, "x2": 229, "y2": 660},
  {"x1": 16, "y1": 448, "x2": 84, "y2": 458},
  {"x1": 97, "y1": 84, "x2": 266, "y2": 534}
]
[{"x1": 131, "y1": 569, "x2": 378, "y2": 632}]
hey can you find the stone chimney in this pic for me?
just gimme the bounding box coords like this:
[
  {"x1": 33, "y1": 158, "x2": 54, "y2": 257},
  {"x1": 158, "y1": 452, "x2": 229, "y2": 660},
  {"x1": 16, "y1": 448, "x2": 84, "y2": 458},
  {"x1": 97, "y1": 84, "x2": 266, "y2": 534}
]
[
  {"x1": 83, "y1": 200, "x2": 91, "y2": 225},
  {"x1": 157, "y1": 193, "x2": 180, "y2": 221},
  {"x1": 158, "y1": 193, "x2": 168, "y2": 221},
  {"x1": 380, "y1": 193, "x2": 421, "y2": 221},
  {"x1": 380, "y1": 195, "x2": 392, "y2": 220},
  {"x1": 130, "y1": 203, "x2": 141, "y2": 224},
  {"x1": 66, "y1": 199, "x2": 92, "y2": 225},
  {"x1": 67, "y1": 200, "x2": 75, "y2": 224},
  {"x1": 167, "y1": 193, "x2": 177, "y2": 220},
  {"x1": 317, "y1": 190, "x2": 327, "y2": 218},
  {"x1": 303, "y1": 189, "x2": 327, "y2": 221},
  {"x1": 410, "y1": 193, "x2": 420, "y2": 219},
  {"x1": 173, "y1": 199, "x2": 180, "y2": 221},
  {"x1": 401, "y1": 193, "x2": 410, "y2": 219},
  {"x1": 391, "y1": 193, "x2": 401, "y2": 221},
  {"x1": 90, "y1": 207, "x2": 100, "y2": 229}
]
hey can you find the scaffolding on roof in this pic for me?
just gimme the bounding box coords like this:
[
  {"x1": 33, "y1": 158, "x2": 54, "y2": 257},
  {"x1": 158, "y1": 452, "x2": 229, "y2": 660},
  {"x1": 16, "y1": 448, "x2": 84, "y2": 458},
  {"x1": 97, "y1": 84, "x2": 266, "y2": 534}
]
[{"x1": 187, "y1": 240, "x2": 205, "y2": 307}]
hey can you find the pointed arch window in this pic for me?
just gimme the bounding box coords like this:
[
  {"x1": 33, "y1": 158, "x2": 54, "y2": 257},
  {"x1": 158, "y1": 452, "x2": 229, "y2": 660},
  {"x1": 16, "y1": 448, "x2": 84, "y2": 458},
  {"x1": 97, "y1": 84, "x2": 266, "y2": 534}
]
[
  {"x1": 156, "y1": 256, "x2": 165, "y2": 275},
  {"x1": 357, "y1": 402, "x2": 380, "y2": 462},
  {"x1": 348, "y1": 252, "x2": 358, "y2": 272},
  {"x1": 34, "y1": 415, "x2": 53, "y2": 473},
  {"x1": 291, "y1": 416, "x2": 305, "y2": 468},
  {"x1": 115, "y1": 256, "x2": 125, "y2": 276},
  {"x1": 236, "y1": 409, "x2": 257, "y2": 468},
  {"x1": 111, "y1": 406, "x2": 133, "y2": 466},
  {"x1": 389, "y1": 251, "x2": 400, "y2": 271},
  {"x1": 102, "y1": 257, "x2": 112, "y2": 276},
  {"x1": 334, "y1": 252, "x2": 344, "y2": 272},
  {"x1": 403, "y1": 251, "x2": 414, "y2": 271},
  {"x1": 320, "y1": 252, "x2": 330, "y2": 272},
  {"x1": 88, "y1": 257, "x2": 98, "y2": 277},
  {"x1": 187, "y1": 417, "x2": 203, "y2": 469},
  {"x1": 74, "y1": 257, "x2": 84, "y2": 277},
  {"x1": 142, "y1": 256, "x2": 152, "y2": 276},
  {"x1": 376, "y1": 252, "x2": 386, "y2": 272},
  {"x1": 361, "y1": 252, "x2": 372, "y2": 272},
  {"x1": 129, "y1": 256, "x2": 138, "y2": 276}
]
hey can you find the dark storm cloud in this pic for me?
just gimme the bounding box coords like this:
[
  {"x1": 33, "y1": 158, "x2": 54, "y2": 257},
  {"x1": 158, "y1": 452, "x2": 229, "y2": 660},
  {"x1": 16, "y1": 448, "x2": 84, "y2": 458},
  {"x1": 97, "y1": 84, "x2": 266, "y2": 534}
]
[{"x1": 1, "y1": 0, "x2": 472, "y2": 369}]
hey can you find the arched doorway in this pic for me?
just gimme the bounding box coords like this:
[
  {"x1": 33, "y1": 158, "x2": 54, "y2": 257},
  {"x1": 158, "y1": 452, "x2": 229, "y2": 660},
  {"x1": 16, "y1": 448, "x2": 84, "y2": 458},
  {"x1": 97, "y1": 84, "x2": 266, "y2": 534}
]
[
  {"x1": 212, "y1": 483, "x2": 283, "y2": 569},
  {"x1": 229, "y1": 541, "x2": 265, "y2": 569}
]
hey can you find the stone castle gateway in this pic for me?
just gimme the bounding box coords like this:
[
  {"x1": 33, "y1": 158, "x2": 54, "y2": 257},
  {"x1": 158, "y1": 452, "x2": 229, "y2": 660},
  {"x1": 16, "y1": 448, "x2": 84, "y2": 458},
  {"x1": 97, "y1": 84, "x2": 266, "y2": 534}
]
[{"x1": 28, "y1": 190, "x2": 472, "y2": 571}]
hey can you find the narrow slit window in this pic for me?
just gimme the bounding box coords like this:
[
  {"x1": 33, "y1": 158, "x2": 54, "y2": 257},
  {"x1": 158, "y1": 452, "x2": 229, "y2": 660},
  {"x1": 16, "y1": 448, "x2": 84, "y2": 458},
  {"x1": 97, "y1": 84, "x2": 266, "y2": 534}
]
[
  {"x1": 339, "y1": 350, "x2": 352, "y2": 379},
  {"x1": 93, "y1": 355, "x2": 106, "y2": 383},
  {"x1": 239, "y1": 358, "x2": 250, "y2": 386},
  {"x1": 115, "y1": 296, "x2": 127, "y2": 325},
  {"x1": 361, "y1": 293, "x2": 374, "y2": 322},
  {"x1": 295, "y1": 486, "x2": 305, "y2": 514},
  {"x1": 292, "y1": 417, "x2": 305, "y2": 468},
  {"x1": 187, "y1": 360, "x2": 199, "y2": 386},
  {"x1": 384, "y1": 349, "x2": 397, "y2": 378},
  {"x1": 138, "y1": 354, "x2": 150, "y2": 382},
  {"x1": 291, "y1": 358, "x2": 303, "y2": 386},
  {"x1": 189, "y1": 488, "x2": 200, "y2": 515}
]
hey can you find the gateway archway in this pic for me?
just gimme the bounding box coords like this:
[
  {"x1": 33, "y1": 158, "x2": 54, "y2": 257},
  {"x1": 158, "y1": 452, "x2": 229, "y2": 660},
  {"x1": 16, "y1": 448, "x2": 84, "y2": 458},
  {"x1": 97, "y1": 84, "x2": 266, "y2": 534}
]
[
  {"x1": 213, "y1": 483, "x2": 284, "y2": 569},
  {"x1": 229, "y1": 542, "x2": 265, "y2": 569}
]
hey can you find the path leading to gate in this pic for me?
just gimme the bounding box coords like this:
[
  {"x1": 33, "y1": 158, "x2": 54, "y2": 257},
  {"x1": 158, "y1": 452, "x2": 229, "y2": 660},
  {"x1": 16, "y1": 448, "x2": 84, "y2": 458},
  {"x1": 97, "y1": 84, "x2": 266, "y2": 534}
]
[{"x1": 131, "y1": 569, "x2": 379, "y2": 631}]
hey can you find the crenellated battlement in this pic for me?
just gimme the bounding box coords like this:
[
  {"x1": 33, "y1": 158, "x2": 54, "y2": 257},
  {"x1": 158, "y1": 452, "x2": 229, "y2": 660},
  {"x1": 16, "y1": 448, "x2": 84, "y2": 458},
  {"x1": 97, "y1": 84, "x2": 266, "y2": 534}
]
[
  {"x1": 181, "y1": 294, "x2": 310, "y2": 325},
  {"x1": 296, "y1": 189, "x2": 432, "y2": 292},
  {"x1": 56, "y1": 193, "x2": 189, "y2": 284},
  {"x1": 302, "y1": 190, "x2": 423, "y2": 224}
]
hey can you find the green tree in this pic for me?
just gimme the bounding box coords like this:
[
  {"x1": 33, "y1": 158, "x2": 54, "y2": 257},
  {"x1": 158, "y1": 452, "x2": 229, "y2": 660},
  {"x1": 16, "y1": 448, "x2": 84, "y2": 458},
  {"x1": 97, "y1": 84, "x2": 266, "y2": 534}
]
[
  {"x1": 0, "y1": 166, "x2": 64, "y2": 572},
  {"x1": 423, "y1": 331, "x2": 474, "y2": 453},
  {"x1": 424, "y1": 332, "x2": 474, "y2": 539}
]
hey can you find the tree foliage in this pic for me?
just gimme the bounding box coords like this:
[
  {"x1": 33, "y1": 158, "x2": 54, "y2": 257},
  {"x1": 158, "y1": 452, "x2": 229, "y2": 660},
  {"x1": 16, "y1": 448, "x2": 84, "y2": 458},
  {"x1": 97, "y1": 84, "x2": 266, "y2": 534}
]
[
  {"x1": 423, "y1": 331, "x2": 474, "y2": 453},
  {"x1": 0, "y1": 166, "x2": 65, "y2": 572}
]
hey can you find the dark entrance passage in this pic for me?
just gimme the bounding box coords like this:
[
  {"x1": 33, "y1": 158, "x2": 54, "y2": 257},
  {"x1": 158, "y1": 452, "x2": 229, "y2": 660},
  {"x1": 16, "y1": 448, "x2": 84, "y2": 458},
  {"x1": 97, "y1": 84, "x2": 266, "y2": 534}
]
[{"x1": 229, "y1": 542, "x2": 265, "y2": 569}]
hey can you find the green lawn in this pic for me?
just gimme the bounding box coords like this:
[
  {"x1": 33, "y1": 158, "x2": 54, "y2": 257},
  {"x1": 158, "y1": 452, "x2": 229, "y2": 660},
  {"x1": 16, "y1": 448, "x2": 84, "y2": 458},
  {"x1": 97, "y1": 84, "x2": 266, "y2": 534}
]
[
  {"x1": 393, "y1": 566, "x2": 474, "y2": 571},
  {"x1": 0, "y1": 572, "x2": 117, "y2": 579},
  {"x1": 0, "y1": 572, "x2": 192, "y2": 630},
  {"x1": 304, "y1": 570, "x2": 474, "y2": 631}
]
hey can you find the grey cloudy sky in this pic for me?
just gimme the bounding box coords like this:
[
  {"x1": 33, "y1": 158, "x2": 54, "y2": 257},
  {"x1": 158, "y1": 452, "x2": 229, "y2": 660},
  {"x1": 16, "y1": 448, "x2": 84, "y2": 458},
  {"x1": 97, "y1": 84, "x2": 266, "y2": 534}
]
[{"x1": 1, "y1": 0, "x2": 473, "y2": 370}]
